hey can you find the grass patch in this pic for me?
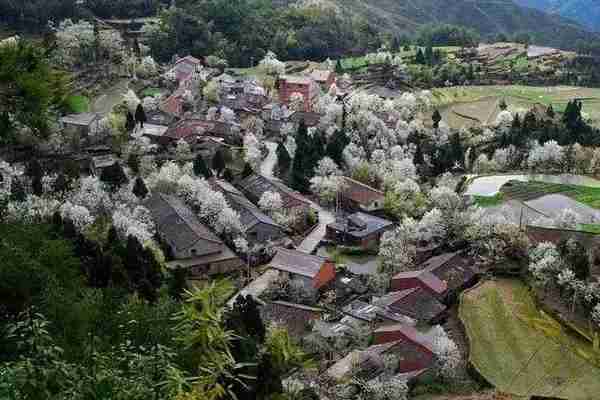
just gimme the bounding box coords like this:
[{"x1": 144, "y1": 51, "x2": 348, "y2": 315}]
[
  {"x1": 142, "y1": 87, "x2": 162, "y2": 98},
  {"x1": 460, "y1": 279, "x2": 600, "y2": 399},
  {"x1": 65, "y1": 95, "x2": 90, "y2": 113},
  {"x1": 501, "y1": 180, "x2": 600, "y2": 208},
  {"x1": 473, "y1": 193, "x2": 504, "y2": 207},
  {"x1": 579, "y1": 224, "x2": 600, "y2": 234}
]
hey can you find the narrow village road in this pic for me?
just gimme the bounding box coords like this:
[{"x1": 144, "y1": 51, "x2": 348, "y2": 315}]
[
  {"x1": 260, "y1": 141, "x2": 278, "y2": 178},
  {"x1": 297, "y1": 206, "x2": 335, "y2": 254}
]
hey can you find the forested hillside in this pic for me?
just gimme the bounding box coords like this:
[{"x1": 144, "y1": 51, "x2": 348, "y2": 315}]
[{"x1": 515, "y1": 0, "x2": 600, "y2": 32}]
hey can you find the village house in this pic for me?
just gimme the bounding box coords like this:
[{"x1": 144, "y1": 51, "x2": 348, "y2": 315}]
[
  {"x1": 238, "y1": 174, "x2": 313, "y2": 228},
  {"x1": 166, "y1": 55, "x2": 203, "y2": 87},
  {"x1": 90, "y1": 154, "x2": 119, "y2": 176},
  {"x1": 420, "y1": 252, "x2": 478, "y2": 300},
  {"x1": 60, "y1": 112, "x2": 102, "y2": 141},
  {"x1": 326, "y1": 212, "x2": 394, "y2": 251},
  {"x1": 341, "y1": 299, "x2": 416, "y2": 326},
  {"x1": 310, "y1": 69, "x2": 336, "y2": 91},
  {"x1": 325, "y1": 340, "x2": 429, "y2": 383},
  {"x1": 290, "y1": 110, "x2": 323, "y2": 128},
  {"x1": 340, "y1": 176, "x2": 386, "y2": 213},
  {"x1": 268, "y1": 248, "x2": 336, "y2": 298},
  {"x1": 211, "y1": 179, "x2": 288, "y2": 245},
  {"x1": 373, "y1": 324, "x2": 435, "y2": 373},
  {"x1": 390, "y1": 270, "x2": 448, "y2": 298},
  {"x1": 159, "y1": 89, "x2": 186, "y2": 118},
  {"x1": 374, "y1": 288, "x2": 447, "y2": 324},
  {"x1": 145, "y1": 193, "x2": 242, "y2": 278},
  {"x1": 277, "y1": 75, "x2": 320, "y2": 112},
  {"x1": 139, "y1": 123, "x2": 169, "y2": 144},
  {"x1": 526, "y1": 225, "x2": 600, "y2": 252},
  {"x1": 260, "y1": 300, "x2": 324, "y2": 337}
]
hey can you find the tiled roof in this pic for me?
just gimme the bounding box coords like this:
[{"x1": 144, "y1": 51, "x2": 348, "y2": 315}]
[
  {"x1": 375, "y1": 288, "x2": 446, "y2": 322},
  {"x1": 239, "y1": 174, "x2": 311, "y2": 209},
  {"x1": 141, "y1": 123, "x2": 169, "y2": 137},
  {"x1": 269, "y1": 247, "x2": 329, "y2": 279},
  {"x1": 280, "y1": 75, "x2": 313, "y2": 85},
  {"x1": 374, "y1": 324, "x2": 434, "y2": 353},
  {"x1": 328, "y1": 212, "x2": 393, "y2": 239},
  {"x1": 164, "y1": 119, "x2": 212, "y2": 141},
  {"x1": 160, "y1": 93, "x2": 184, "y2": 116},
  {"x1": 145, "y1": 193, "x2": 223, "y2": 254},
  {"x1": 392, "y1": 270, "x2": 448, "y2": 295},
  {"x1": 261, "y1": 301, "x2": 323, "y2": 337},
  {"x1": 60, "y1": 112, "x2": 99, "y2": 126},
  {"x1": 422, "y1": 252, "x2": 476, "y2": 292},
  {"x1": 176, "y1": 55, "x2": 202, "y2": 65},
  {"x1": 226, "y1": 192, "x2": 283, "y2": 231},
  {"x1": 341, "y1": 176, "x2": 385, "y2": 206}
]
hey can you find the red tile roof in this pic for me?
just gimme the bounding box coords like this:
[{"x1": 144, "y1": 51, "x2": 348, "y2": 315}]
[
  {"x1": 164, "y1": 119, "x2": 213, "y2": 141},
  {"x1": 341, "y1": 176, "x2": 385, "y2": 206},
  {"x1": 392, "y1": 270, "x2": 447, "y2": 295},
  {"x1": 374, "y1": 323, "x2": 434, "y2": 353}
]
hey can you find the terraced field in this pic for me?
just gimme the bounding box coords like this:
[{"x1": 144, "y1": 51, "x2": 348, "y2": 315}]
[
  {"x1": 460, "y1": 279, "x2": 600, "y2": 399},
  {"x1": 501, "y1": 180, "x2": 600, "y2": 208}
]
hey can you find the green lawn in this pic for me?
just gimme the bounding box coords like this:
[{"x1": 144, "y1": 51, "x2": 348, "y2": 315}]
[
  {"x1": 65, "y1": 95, "x2": 90, "y2": 113},
  {"x1": 142, "y1": 87, "x2": 162, "y2": 98},
  {"x1": 501, "y1": 180, "x2": 600, "y2": 208},
  {"x1": 460, "y1": 279, "x2": 600, "y2": 399},
  {"x1": 473, "y1": 193, "x2": 504, "y2": 207},
  {"x1": 579, "y1": 224, "x2": 600, "y2": 234}
]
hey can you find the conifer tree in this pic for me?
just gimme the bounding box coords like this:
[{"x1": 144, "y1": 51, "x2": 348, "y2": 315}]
[
  {"x1": 132, "y1": 176, "x2": 149, "y2": 199},
  {"x1": 223, "y1": 168, "x2": 235, "y2": 182},
  {"x1": 193, "y1": 154, "x2": 213, "y2": 178},
  {"x1": 326, "y1": 129, "x2": 349, "y2": 166},
  {"x1": 276, "y1": 142, "x2": 292, "y2": 174},
  {"x1": 432, "y1": 109, "x2": 442, "y2": 129},
  {"x1": 241, "y1": 162, "x2": 254, "y2": 178},
  {"x1": 100, "y1": 162, "x2": 128, "y2": 191},
  {"x1": 135, "y1": 103, "x2": 147, "y2": 128},
  {"x1": 546, "y1": 104, "x2": 555, "y2": 119},
  {"x1": 415, "y1": 48, "x2": 426, "y2": 65},
  {"x1": 212, "y1": 150, "x2": 226, "y2": 176},
  {"x1": 290, "y1": 121, "x2": 311, "y2": 193},
  {"x1": 127, "y1": 152, "x2": 140, "y2": 175},
  {"x1": 125, "y1": 111, "x2": 136, "y2": 132}
]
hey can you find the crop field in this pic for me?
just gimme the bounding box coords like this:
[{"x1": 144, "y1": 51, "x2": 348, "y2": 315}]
[
  {"x1": 501, "y1": 180, "x2": 600, "y2": 208},
  {"x1": 431, "y1": 85, "x2": 600, "y2": 128},
  {"x1": 65, "y1": 95, "x2": 90, "y2": 113},
  {"x1": 460, "y1": 279, "x2": 600, "y2": 400}
]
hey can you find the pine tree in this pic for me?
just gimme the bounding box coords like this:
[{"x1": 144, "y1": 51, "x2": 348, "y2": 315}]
[
  {"x1": 100, "y1": 162, "x2": 128, "y2": 191},
  {"x1": 499, "y1": 98, "x2": 508, "y2": 111},
  {"x1": 135, "y1": 103, "x2": 147, "y2": 129},
  {"x1": 193, "y1": 154, "x2": 213, "y2": 178},
  {"x1": 125, "y1": 111, "x2": 136, "y2": 132},
  {"x1": 276, "y1": 142, "x2": 292, "y2": 174},
  {"x1": 168, "y1": 267, "x2": 188, "y2": 300},
  {"x1": 326, "y1": 129, "x2": 349, "y2": 166},
  {"x1": 26, "y1": 159, "x2": 44, "y2": 196},
  {"x1": 335, "y1": 59, "x2": 343, "y2": 74},
  {"x1": 425, "y1": 46, "x2": 434, "y2": 66},
  {"x1": 546, "y1": 105, "x2": 555, "y2": 119},
  {"x1": 212, "y1": 150, "x2": 226, "y2": 176},
  {"x1": 415, "y1": 48, "x2": 426, "y2": 65},
  {"x1": 290, "y1": 121, "x2": 311, "y2": 193},
  {"x1": 127, "y1": 152, "x2": 140, "y2": 175},
  {"x1": 450, "y1": 131, "x2": 463, "y2": 166},
  {"x1": 132, "y1": 176, "x2": 149, "y2": 199},
  {"x1": 54, "y1": 171, "x2": 68, "y2": 193},
  {"x1": 432, "y1": 109, "x2": 442, "y2": 129},
  {"x1": 241, "y1": 162, "x2": 254, "y2": 178},
  {"x1": 107, "y1": 225, "x2": 119, "y2": 247},
  {"x1": 225, "y1": 295, "x2": 266, "y2": 342},
  {"x1": 10, "y1": 179, "x2": 26, "y2": 202}
]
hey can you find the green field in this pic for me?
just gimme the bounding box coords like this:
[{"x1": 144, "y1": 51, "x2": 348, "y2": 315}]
[
  {"x1": 501, "y1": 180, "x2": 600, "y2": 208},
  {"x1": 430, "y1": 86, "x2": 600, "y2": 128},
  {"x1": 460, "y1": 279, "x2": 600, "y2": 399},
  {"x1": 473, "y1": 193, "x2": 505, "y2": 207},
  {"x1": 142, "y1": 87, "x2": 162, "y2": 98},
  {"x1": 65, "y1": 95, "x2": 90, "y2": 113}
]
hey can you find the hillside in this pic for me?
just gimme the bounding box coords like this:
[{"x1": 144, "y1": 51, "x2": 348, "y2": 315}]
[
  {"x1": 514, "y1": 0, "x2": 600, "y2": 32},
  {"x1": 283, "y1": 0, "x2": 600, "y2": 51}
]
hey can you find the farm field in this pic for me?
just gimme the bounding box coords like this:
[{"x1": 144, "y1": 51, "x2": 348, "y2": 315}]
[
  {"x1": 431, "y1": 86, "x2": 600, "y2": 128},
  {"x1": 460, "y1": 279, "x2": 600, "y2": 400},
  {"x1": 501, "y1": 180, "x2": 600, "y2": 208}
]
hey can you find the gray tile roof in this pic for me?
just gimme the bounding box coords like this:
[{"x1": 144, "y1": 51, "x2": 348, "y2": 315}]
[
  {"x1": 145, "y1": 193, "x2": 223, "y2": 255},
  {"x1": 328, "y1": 212, "x2": 393, "y2": 238},
  {"x1": 239, "y1": 174, "x2": 311, "y2": 209},
  {"x1": 60, "y1": 112, "x2": 100, "y2": 126},
  {"x1": 269, "y1": 247, "x2": 329, "y2": 278}
]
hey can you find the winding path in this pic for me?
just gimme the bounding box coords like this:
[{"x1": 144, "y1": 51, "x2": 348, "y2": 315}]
[{"x1": 259, "y1": 141, "x2": 335, "y2": 254}]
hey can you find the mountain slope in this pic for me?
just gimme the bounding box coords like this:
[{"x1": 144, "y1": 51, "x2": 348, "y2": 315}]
[
  {"x1": 290, "y1": 0, "x2": 599, "y2": 50},
  {"x1": 514, "y1": 0, "x2": 600, "y2": 31}
]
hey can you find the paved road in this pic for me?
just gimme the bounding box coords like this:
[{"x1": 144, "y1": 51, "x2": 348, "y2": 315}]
[
  {"x1": 261, "y1": 141, "x2": 278, "y2": 178},
  {"x1": 297, "y1": 204, "x2": 335, "y2": 254}
]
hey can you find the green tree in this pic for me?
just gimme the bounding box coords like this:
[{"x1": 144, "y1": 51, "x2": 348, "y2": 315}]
[
  {"x1": 432, "y1": 109, "x2": 442, "y2": 129},
  {"x1": 415, "y1": 48, "x2": 426, "y2": 65},
  {"x1": 135, "y1": 103, "x2": 147, "y2": 128},
  {"x1": 100, "y1": 163, "x2": 128, "y2": 191},
  {"x1": 125, "y1": 111, "x2": 136, "y2": 132},
  {"x1": 127, "y1": 152, "x2": 140, "y2": 175},
  {"x1": 212, "y1": 150, "x2": 226, "y2": 176},
  {"x1": 326, "y1": 129, "x2": 350, "y2": 166},
  {"x1": 194, "y1": 153, "x2": 213, "y2": 179},
  {"x1": 290, "y1": 121, "x2": 312, "y2": 193},
  {"x1": 0, "y1": 40, "x2": 67, "y2": 141},
  {"x1": 241, "y1": 162, "x2": 254, "y2": 179},
  {"x1": 132, "y1": 176, "x2": 149, "y2": 199},
  {"x1": 276, "y1": 142, "x2": 292, "y2": 174}
]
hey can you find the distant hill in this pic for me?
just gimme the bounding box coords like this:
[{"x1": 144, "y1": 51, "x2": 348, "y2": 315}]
[
  {"x1": 514, "y1": 0, "x2": 600, "y2": 32},
  {"x1": 283, "y1": 0, "x2": 600, "y2": 50}
]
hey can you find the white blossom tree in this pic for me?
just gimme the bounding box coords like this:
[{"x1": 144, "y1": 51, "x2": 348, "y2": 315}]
[
  {"x1": 259, "y1": 51, "x2": 286, "y2": 76},
  {"x1": 429, "y1": 325, "x2": 462, "y2": 381},
  {"x1": 60, "y1": 202, "x2": 94, "y2": 230},
  {"x1": 258, "y1": 191, "x2": 283, "y2": 215},
  {"x1": 175, "y1": 139, "x2": 193, "y2": 162},
  {"x1": 309, "y1": 157, "x2": 344, "y2": 204},
  {"x1": 244, "y1": 132, "x2": 263, "y2": 171}
]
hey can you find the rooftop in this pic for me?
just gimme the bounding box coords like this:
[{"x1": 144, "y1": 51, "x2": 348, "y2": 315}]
[
  {"x1": 269, "y1": 247, "x2": 330, "y2": 279},
  {"x1": 392, "y1": 270, "x2": 448, "y2": 295},
  {"x1": 375, "y1": 288, "x2": 447, "y2": 322},
  {"x1": 328, "y1": 212, "x2": 393, "y2": 238},
  {"x1": 60, "y1": 112, "x2": 100, "y2": 126},
  {"x1": 341, "y1": 176, "x2": 385, "y2": 205}
]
